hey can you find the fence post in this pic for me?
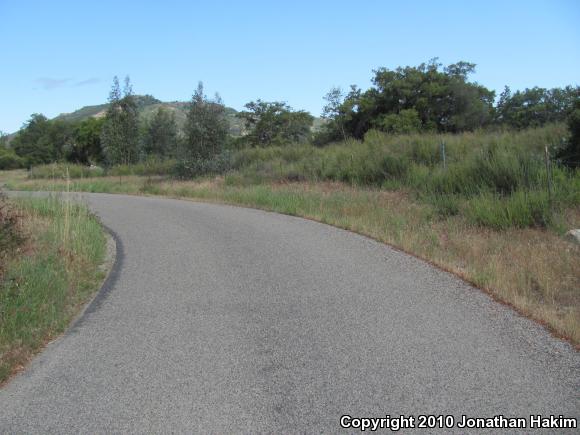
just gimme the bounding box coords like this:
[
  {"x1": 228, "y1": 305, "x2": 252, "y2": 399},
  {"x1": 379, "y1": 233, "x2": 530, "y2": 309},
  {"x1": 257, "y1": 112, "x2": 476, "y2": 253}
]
[
  {"x1": 544, "y1": 146, "x2": 552, "y2": 205},
  {"x1": 440, "y1": 140, "x2": 446, "y2": 169}
]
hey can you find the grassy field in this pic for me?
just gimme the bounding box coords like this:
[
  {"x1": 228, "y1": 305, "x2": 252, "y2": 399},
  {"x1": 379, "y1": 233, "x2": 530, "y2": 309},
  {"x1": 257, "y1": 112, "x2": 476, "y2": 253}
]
[
  {"x1": 0, "y1": 194, "x2": 107, "y2": 384},
  {"x1": 2, "y1": 168, "x2": 579, "y2": 346},
  {"x1": 1, "y1": 124, "x2": 578, "y2": 346},
  {"x1": 24, "y1": 125, "x2": 579, "y2": 231}
]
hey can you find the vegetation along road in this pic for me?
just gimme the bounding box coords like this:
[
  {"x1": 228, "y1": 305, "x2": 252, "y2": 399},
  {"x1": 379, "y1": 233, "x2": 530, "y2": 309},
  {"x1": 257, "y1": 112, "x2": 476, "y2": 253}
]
[{"x1": 0, "y1": 193, "x2": 577, "y2": 433}]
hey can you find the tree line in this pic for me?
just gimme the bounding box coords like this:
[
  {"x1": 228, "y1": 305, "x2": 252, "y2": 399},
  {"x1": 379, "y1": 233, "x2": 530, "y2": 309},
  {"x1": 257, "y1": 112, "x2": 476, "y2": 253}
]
[
  {"x1": 3, "y1": 60, "x2": 579, "y2": 170},
  {"x1": 317, "y1": 59, "x2": 579, "y2": 143},
  {"x1": 2, "y1": 76, "x2": 315, "y2": 169}
]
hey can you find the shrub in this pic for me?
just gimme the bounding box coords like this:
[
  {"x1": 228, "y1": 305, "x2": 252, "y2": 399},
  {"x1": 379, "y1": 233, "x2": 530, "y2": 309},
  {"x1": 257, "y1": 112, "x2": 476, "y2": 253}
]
[
  {"x1": 171, "y1": 152, "x2": 233, "y2": 179},
  {"x1": 0, "y1": 195, "x2": 23, "y2": 276},
  {"x1": 373, "y1": 109, "x2": 422, "y2": 134},
  {"x1": 424, "y1": 194, "x2": 461, "y2": 217},
  {"x1": 0, "y1": 151, "x2": 25, "y2": 170},
  {"x1": 466, "y1": 190, "x2": 552, "y2": 229}
]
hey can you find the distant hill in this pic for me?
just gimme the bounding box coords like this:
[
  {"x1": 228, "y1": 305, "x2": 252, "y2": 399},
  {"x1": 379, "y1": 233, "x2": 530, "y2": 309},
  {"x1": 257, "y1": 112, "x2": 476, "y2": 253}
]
[
  {"x1": 4, "y1": 96, "x2": 322, "y2": 143},
  {"x1": 54, "y1": 95, "x2": 247, "y2": 136}
]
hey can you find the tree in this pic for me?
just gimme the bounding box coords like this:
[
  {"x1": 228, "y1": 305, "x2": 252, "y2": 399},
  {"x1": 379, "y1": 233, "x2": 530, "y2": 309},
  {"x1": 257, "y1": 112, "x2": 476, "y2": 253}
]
[
  {"x1": 322, "y1": 87, "x2": 347, "y2": 141},
  {"x1": 101, "y1": 77, "x2": 123, "y2": 164},
  {"x1": 558, "y1": 99, "x2": 580, "y2": 168},
  {"x1": 141, "y1": 107, "x2": 178, "y2": 158},
  {"x1": 0, "y1": 131, "x2": 7, "y2": 148},
  {"x1": 11, "y1": 114, "x2": 75, "y2": 166},
  {"x1": 0, "y1": 132, "x2": 25, "y2": 169},
  {"x1": 495, "y1": 85, "x2": 579, "y2": 129},
  {"x1": 317, "y1": 60, "x2": 495, "y2": 144},
  {"x1": 12, "y1": 114, "x2": 54, "y2": 166},
  {"x1": 66, "y1": 117, "x2": 105, "y2": 164},
  {"x1": 369, "y1": 59, "x2": 494, "y2": 134},
  {"x1": 373, "y1": 109, "x2": 422, "y2": 134},
  {"x1": 0, "y1": 148, "x2": 24, "y2": 169},
  {"x1": 444, "y1": 61, "x2": 476, "y2": 78},
  {"x1": 101, "y1": 76, "x2": 139, "y2": 165},
  {"x1": 238, "y1": 100, "x2": 314, "y2": 146},
  {"x1": 184, "y1": 82, "x2": 228, "y2": 160}
]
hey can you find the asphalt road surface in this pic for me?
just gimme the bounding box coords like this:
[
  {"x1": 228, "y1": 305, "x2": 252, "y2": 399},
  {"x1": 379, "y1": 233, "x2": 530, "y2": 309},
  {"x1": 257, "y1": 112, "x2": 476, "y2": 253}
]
[{"x1": 1, "y1": 193, "x2": 578, "y2": 433}]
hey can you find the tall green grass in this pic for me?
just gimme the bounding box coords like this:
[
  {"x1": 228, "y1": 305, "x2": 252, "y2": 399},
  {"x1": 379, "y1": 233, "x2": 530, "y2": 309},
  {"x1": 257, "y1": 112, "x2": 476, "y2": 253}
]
[
  {"x1": 29, "y1": 159, "x2": 177, "y2": 179},
  {"x1": 226, "y1": 124, "x2": 577, "y2": 229},
  {"x1": 29, "y1": 163, "x2": 105, "y2": 179},
  {"x1": 22, "y1": 123, "x2": 578, "y2": 229},
  {"x1": 0, "y1": 195, "x2": 106, "y2": 383}
]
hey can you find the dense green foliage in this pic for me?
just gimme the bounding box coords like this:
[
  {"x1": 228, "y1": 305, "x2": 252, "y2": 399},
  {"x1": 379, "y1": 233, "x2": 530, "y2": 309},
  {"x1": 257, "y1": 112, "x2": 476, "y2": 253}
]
[
  {"x1": 557, "y1": 98, "x2": 580, "y2": 168},
  {"x1": 141, "y1": 107, "x2": 178, "y2": 158},
  {"x1": 67, "y1": 117, "x2": 106, "y2": 164},
  {"x1": 237, "y1": 100, "x2": 314, "y2": 146},
  {"x1": 316, "y1": 60, "x2": 579, "y2": 145},
  {"x1": 0, "y1": 132, "x2": 25, "y2": 169},
  {"x1": 0, "y1": 149, "x2": 24, "y2": 170},
  {"x1": 495, "y1": 86, "x2": 579, "y2": 129},
  {"x1": 12, "y1": 115, "x2": 69, "y2": 166},
  {"x1": 317, "y1": 60, "x2": 495, "y2": 141}
]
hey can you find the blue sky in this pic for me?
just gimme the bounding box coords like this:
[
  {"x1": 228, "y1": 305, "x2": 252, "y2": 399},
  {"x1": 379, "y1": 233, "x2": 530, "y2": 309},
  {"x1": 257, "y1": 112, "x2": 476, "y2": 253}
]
[{"x1": 1, "y1": 0, "x2": 578, "y2": 133}]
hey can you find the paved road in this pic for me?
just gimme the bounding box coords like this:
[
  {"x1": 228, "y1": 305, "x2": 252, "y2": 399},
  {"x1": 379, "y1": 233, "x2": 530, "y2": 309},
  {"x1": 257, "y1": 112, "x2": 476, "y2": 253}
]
[{"x1": 0, "y1": 193, "x2": 578, "y2": 433}]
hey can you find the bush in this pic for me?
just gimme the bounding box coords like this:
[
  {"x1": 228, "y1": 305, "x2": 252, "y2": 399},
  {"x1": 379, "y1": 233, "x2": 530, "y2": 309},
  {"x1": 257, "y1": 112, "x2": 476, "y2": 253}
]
[
  {"x1": 0, "y1": 150, "x2": 25, "y2": 170},
  {"x1": 424, "y1": 194, "x2": 461, "y2": 217},
  {"x1": 471, "y1": 147, "x2": 527, "y2": 194},
  {"x1": 374, "y1": 109, "x2": 422, "y2": 134},
  {"x1": 466, "y1": 190, "x2": 552, "y2": 229},
  {"x1": 232, "y1": 144, "x2": 315, "y2": 169},
  {"x1": 171, "y1": 152, "x2": 233, "y2": 179}
]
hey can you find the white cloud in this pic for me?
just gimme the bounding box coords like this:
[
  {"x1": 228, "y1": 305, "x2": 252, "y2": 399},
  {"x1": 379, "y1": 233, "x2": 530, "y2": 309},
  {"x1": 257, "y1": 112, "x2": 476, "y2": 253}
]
[{"x1": 35, "y1": 77, "x2": 71, "y2": 90}]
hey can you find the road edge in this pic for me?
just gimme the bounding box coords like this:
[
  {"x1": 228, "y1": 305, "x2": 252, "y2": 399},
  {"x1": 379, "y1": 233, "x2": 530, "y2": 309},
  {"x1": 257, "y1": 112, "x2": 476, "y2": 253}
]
[{"x1": 67, "y1": 223, "x2": 123, "y2": 332}]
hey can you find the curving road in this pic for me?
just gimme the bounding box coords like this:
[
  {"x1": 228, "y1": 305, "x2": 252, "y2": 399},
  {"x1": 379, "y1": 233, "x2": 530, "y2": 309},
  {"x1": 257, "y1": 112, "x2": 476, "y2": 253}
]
[{"x1": 0, "y1": 193, "x2": 578, "y2": 433}]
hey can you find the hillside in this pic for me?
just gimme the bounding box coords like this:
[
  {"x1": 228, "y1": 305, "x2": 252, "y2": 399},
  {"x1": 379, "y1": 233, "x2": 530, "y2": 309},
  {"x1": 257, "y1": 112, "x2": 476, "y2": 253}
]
[{"x1": 54, "y1": 95, "x2": 246, "y2": 136}]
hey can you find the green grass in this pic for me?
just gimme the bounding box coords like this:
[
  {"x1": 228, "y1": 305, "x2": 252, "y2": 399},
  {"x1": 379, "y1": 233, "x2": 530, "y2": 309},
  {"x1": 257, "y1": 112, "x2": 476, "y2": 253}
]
[
  {"x1": 0, "y1": 195, "x2": 107, "y2": 384},
  {"x1": 227, "y1": 124, "x2": 577, "y2": 229},
  {"x1": 29, "y1": 163, "x2": 105, "y2": 179},
  {"x1": 29, "y1": 159, "x2": 177, "y2": 179},
  {"x1": 466, "y1": 190, "x2": 553, "y2": 229},
  {"x1": 23, "y1": 124, "x2": 577, "y2": 231}
]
